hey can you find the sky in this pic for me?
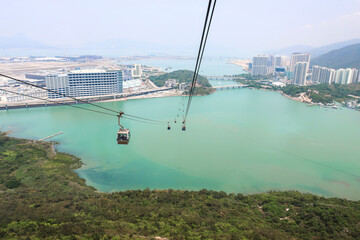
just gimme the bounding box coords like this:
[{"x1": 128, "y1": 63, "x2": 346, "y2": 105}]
[{"x1": 1, "y1": 0, "x2": 360, "y2": 57}]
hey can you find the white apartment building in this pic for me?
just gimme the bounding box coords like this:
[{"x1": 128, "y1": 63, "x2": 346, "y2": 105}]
[
  {"x1": 290, "y1": 53, "x2": 311, "y2": 72},
  {"x1": 252, "y1": 55, "x2": 268, "y2": 76},
  {"x1": 312, "y1": 66, "x2": 336, "y2": 84},
  {"x1": 132, "y1": 64, "x2": 142, "y2": 78},
  {"x1": 334, "y1": 68, "x2": 356, "y2": 85},
  {"x1": 293, "y1": 62, "x2": 308, "y2": 85}
]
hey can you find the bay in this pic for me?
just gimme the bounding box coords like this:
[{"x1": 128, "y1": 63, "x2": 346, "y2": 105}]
[{"x1": 1, "y1": 82, "x2": 360, "y2": 199}]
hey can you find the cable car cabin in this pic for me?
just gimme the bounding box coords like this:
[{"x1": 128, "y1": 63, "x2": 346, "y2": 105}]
[{"x1": 117, "y1": 128, "x2": 130, "y2": 144}]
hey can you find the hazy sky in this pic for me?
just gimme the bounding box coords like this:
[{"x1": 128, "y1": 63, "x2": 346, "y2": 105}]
[{"x1": 2, "y1": 0, "x2": 360, "y2": 56}]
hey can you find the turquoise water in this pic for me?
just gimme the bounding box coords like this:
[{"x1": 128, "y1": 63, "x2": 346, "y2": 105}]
[
  {"x1": 1, "y1": 84, "x2": 360, "y2": 199},
  {"x1": 119, "y1": 58, "x2": 245, "y2": 76}
]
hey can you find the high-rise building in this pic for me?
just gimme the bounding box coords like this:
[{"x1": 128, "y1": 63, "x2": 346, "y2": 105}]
[
  {"x1": 132, "y1": 64, "x2": 142, "y2": 78},
  {"x1": 334, "y1": 68, "x2": 356, "y2": 84},
  {"x1": 252, "y1": 55, "x2": 268, "y2": 76},
  {"x1": 311, "y1": 66, "x2": 321, "y2": 82},
  {"x1": 45, "y1": 74, "x2": 69, "y2": 99},
  {"x1": 45, "y1": 69, "x2": 123, "y2": 99},
  {"x1": 267, "y1": 55, "x2": 275, "y2": 74},
  {"x1": 335, "y1": 69, "x2": 344, "y2": 84},
  {"x1": 311, "y1": 66, "x2": 336, "y2": 84},
  {"x1": 275, "y1": 56, "x2": 286, "y2": 68},
  {"x1": 351, "y1": 69, "x2": 359, "y2": 83},
  {"x1": 290, "y1": 53, "x2": 311, "y2": 71},
  {"x1": 293, "y1": 62, "x2": 308, "y2": 85}
]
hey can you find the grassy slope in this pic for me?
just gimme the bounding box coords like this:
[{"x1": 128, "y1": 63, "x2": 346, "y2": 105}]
[
  {"x1": 0, "y1": 132, "x2": 360, "y2": 239},
  {"x1": 311, "y1": 43, "x2": 360, "y2": 69}
]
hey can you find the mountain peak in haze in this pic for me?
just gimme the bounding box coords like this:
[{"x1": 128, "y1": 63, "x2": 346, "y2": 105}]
[
  {"x1": 270, "y1": 39, "x2": 360, "y2": 57},
  {"x1": 311, "y1": 43, "x2": 360, "y2": 69},
  {"x1": 0, "y1": 34, "x2": 55, "y2": 49}
]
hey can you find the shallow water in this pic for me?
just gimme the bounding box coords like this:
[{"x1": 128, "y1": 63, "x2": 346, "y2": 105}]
[{"x1": 1, "y1": 83, "x2": 360, "y2": 199}]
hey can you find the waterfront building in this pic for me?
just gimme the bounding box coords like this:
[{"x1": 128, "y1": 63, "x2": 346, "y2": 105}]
[
  {"x1": 311, "y1": 66, "x2": 321, "y2": 82},
  {"x1": 0, "y1": 87, "x2": 47, "y2": 102},
  {"x1": 311, "y1": 66, "x2": 336, "y2": 84},
  {"x1": 132, "y1": 64, "x2": 142, "y2": 78},
  {"x1": 45, "y1": 74, "x2": 69, "y2": 99},
  {"x1": 351, "y1": 69, "x2": 359, "y2": 83},
  {"x1": 293, "y1": 62, "x2": 308, "y2": 85},
  {"x1": 335, "y1": 68, "x2": 355, "y2": 85},
  {"x1": 122, "y1": 69, "x2": 142, "y2": 90},
  {"x1": 343, "y1": 68, "x2": 354, "y2": 84},
  {"x1": 45, "y1": 69, "x2": 123, "y2": 99},
  {"x1": 335, "y1": 69, "x2": 344, "y2": 84},
  {"x1": 252, "y1": 55, "x2": 268, "y2": 76},
  {"x1": 290, "y1": 53, "x2": 311, "y2": 71},
  {"x1": 123, "y1": 79, "x2": 142, "y2": 90}
]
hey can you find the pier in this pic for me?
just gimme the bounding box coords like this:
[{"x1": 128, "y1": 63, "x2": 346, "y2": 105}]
[{"x1": 38, "y1": 131, "x2": 64, "y2": 141}]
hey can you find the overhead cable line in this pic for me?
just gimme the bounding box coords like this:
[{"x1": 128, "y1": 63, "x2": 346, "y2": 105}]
[
  {"x1": 0, "y1": 73, "x2": 169, "y2": 124},
  {"x1": 122, "y1": 116, "x2": 167, "y2": 125},
  {"x1": 0, "y1": 73, "x2": 119, "y2": 114},
  {"x1": 123, "y1": 113, "x2": 168, "y2": 124},
  {"x1": 184, "y1": 0, "x2": 217, "y2": 123},
  {"x1": 0, "y1": 88, "x2": 117, "y2": 117}
]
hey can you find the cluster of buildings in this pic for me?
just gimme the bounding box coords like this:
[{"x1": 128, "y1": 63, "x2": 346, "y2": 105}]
[
  {"x1": 0, "y1": 64, "x2": 145, "y2": 102},
  {"x1": 251, "y1": 53, "x2": 360, "y2": 86},
  {"x1": 46, "y1": 64, "x2": 144, "y2": 99},
  {"x1": 311, "y1": 66, "x2": 359, "y2": 85}
]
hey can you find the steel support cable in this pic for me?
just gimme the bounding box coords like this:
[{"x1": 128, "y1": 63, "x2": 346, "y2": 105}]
[
  {"x1": 187, "y1": 0, "x2": 214, "y2": 106},
  {"x1": 184, "y1": 0, "x2": 212, "y2": 121},
  {"x1": 184, "y1": 0, "x2": 217, "y2": 122},
  {"x1": 123, "y1": 113, "x2": 168, "y2": 124},
  {"x1": 187, "y1": 0, "x2": 217, "y2": 118},
  {"x1": 122, "y1": 116, "x2": 167, "y2": 125},
  {"x1": 186, "y1": 0, "x2": 216, "y2": 117},
  {"x1": 0, "y1": 88, "x2": 117, "y2": 117}
]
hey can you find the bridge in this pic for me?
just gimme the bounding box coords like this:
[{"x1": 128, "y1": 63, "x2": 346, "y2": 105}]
[
  {"x1": 213, "y1": 84, "x2": 247, "y2": 90},
  {"x1": 206, "y1": 76, "x2": 240, "y2": 81}
]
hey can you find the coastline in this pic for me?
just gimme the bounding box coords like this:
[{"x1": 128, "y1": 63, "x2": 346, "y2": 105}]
[
  {"x1": 1, "y1": 132, "x2": 360, "y2": 239},
  {"x1": 0, "y1": 88, "x2": 182, "y2": 110}
]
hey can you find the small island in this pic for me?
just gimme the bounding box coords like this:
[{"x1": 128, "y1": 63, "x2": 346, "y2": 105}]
[{"x1": 149, "y1": 70, "x2": 215, "y2": 96}]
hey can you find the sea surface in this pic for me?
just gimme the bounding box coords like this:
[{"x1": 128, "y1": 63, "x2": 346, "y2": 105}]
[
  {"x1": 119, "y1": 58, "x2": 243, "y2": 76},
  {"x1": 1, "y1": 62, "x2": 360, "y2": 199}
]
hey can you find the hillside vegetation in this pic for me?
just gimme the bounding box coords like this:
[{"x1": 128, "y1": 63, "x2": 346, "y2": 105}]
[
  {"x1": 1, "y1": 133, "x2": 360, "y2": 239},
  {"x1": 281, "y1": 83, "x2": 360, "y2": 104},
  {"x1": 149, "y1": 70, "x2": 214, "y2": 95},
  {"x1": 149, "y1": 70, "x2": 210, "y2": 87},
  {"x1": 311, "y1": 43, "x2": 360, "y2": 69}
]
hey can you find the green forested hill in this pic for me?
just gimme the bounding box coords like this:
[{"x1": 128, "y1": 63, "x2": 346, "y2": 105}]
[
  {"x1": 1, "y1": 132, "x2": 360, "y2": 239},
  {"x1": 149, "y1": 69, "x2": 211, "y2": 87},
  {"x1": 311, "y1": 43, "x2": 360, "y2": 69}
]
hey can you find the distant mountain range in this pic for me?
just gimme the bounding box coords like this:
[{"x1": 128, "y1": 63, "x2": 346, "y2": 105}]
[
  {"x1": 2, "y1": 34, "x2": 360, "y2": 66},
  {"x1": 310, "y1": 39, "x2": 360, "y2": 58},
  {"x1": 311, "y1": 43, "x2": 360, "y2": 69},
  {"x1": 272, "y1": 39, "x2": 360, "y2": 58},
  {"x1": 0, "y1": 35, "x2": 55, "y2": 49}
]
